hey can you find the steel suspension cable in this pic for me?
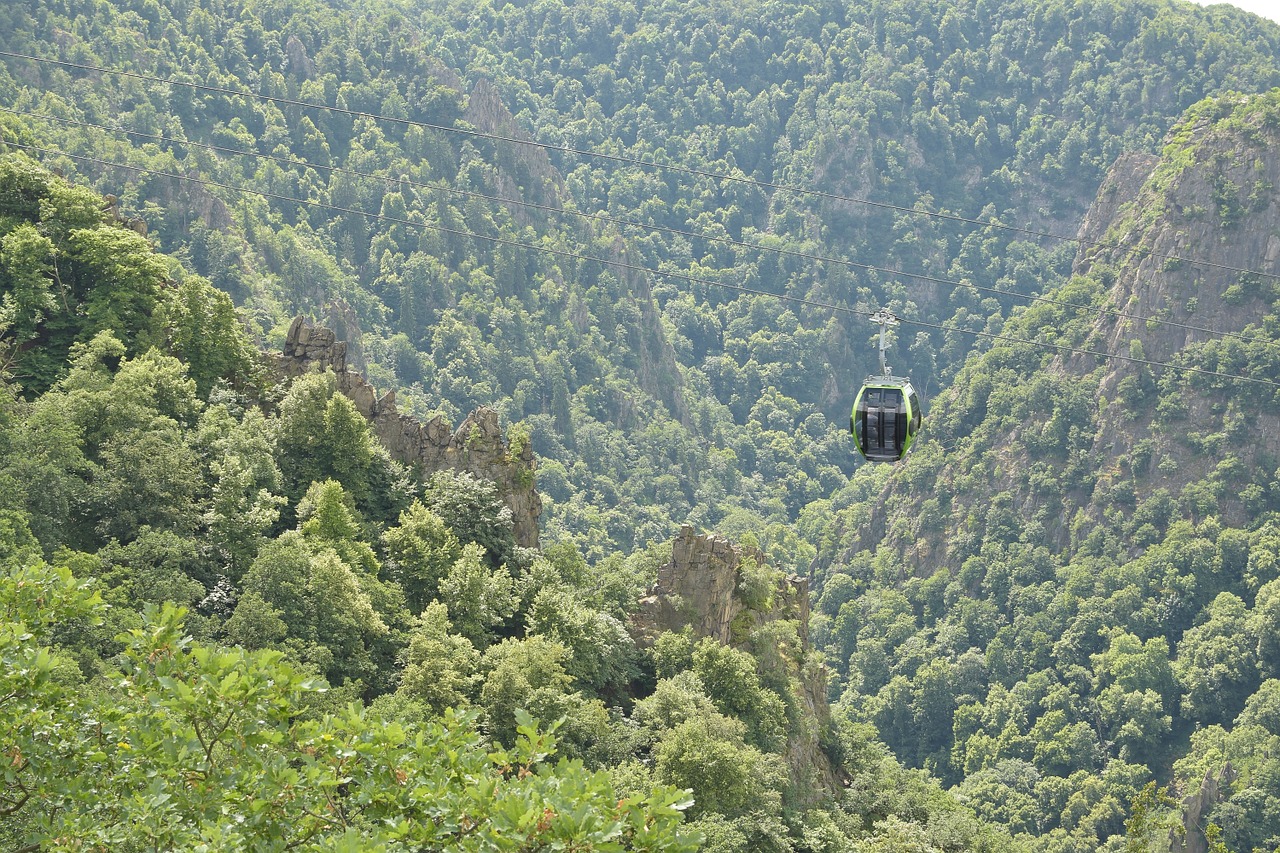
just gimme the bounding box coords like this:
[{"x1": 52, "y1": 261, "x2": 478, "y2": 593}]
[
  {"x1": 8, "y1": 139, "x2": 1279, "y2": 390},
  {"x1": 6, "y1": 104, "x2": 1277, "y2": 353}
]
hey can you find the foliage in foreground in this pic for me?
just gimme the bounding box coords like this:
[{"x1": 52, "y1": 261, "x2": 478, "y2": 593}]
[{"x1": 1, "y1": 553, "x2": 698, "y2": 853}]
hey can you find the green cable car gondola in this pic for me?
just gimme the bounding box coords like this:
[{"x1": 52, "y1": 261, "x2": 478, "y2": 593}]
[{"x1": 851, "y1": 310, "x2": 922, "y2": 463}]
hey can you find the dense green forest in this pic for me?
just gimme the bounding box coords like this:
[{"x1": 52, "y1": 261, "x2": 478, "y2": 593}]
[
  {"x1": 810, "y1": 90, "x2": 1280, "y2": 852},
  {"x1": 0, "y1": 155, "x2": 1012, "y2": 850},
  {"x1": 4, "y1": 0, "x2": 1280, "y2": 849},
  {"x1": 4, "y1": 0, "x2": 1279, "y2": 561}
]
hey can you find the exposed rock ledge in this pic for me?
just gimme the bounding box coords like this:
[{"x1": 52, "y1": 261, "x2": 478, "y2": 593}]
[
  {"x1": 634, "y1": 527, "x2": 810, "y2": 647},
  {"x1": 634, "y1": 526, "x2": 842, "y2": 806},
  {"x1": 271, "y1": 316, "x2": 541, "y2": 549}
]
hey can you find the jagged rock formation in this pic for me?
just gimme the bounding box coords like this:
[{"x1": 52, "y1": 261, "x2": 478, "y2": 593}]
[
  {"x1": 1172, "y1": 763, "x2": 1237, "y2": 853},
  {"x1": 322, "y1": 299, "x2": 368, "y2": 376},
  {"x1": 1072, "y1": 152, "x2": 1160, "y2": 258},
  {"x1": 465, "y1": 78, "x2": 564, "y2": 221},
  {"x1": 634, "y1": 526, "x2": 841, "y2": 805},
  {"x1": 273, "y1": 315, "x2": 542, "y2": 548},
  {"x1": 1069, "y1": 99, "x2": 1280, "y2": 520},
  {"x1": 634, "y1": 526, "x2": 810, "y2": 647}
]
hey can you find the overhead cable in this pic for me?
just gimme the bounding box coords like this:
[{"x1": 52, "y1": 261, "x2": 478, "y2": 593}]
[
  {"x1": 8, "y1": 139, "x2": 1279, "y2": 390},
  {"x1": 7, "y1": 104, "x2": 1277, "y2": 353}
]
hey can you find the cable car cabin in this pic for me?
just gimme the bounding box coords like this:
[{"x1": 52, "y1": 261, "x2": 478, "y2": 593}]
[{"x1": 851, "y1": 378, "x2": 921, "y2": 463}]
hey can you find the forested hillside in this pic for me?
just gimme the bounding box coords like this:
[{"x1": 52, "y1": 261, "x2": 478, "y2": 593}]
[
  {"x1": 1, "y1": 156, "x2": 1018, "y2": 851},
  {"x1": 811, "y1": 91, "x2": 1280, "y2": 851},
  {"x1": 3, "y1": 0, "x2": 1280, "y2": 850}
]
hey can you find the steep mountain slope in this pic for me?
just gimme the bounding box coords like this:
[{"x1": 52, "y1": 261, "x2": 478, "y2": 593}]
[
  {"x1": 810, "y1": 90, "x2": 1280, "y2": 853},
  {"x1": 273, "y1": 314, "x2": 544, "y2": 547},
  {"x1": 831, "y1": 90, "x2": 1280, "y2": 569},
  {"x1": 7, "y1": 2, "x2": 1280, "y2": 844}
]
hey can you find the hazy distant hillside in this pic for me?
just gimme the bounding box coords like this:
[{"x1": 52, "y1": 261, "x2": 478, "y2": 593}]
[{"x1": 3, "y1": 0, "x2": 1280, "y2": 562}]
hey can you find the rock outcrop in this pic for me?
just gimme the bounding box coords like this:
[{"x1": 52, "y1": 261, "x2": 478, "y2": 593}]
[
  {"x1": 465, "y1": 78, "x2": 564, "y2": 221},
  {"x1": 1171, "y1": 763, "x2": 1237, "y2": 853},
  {"x1": 634, "y1": 527, "x2": 810, "y2": 647},
  {"x1": 1066, "y1": 95, "x2": 1280, "y2": 528},
  {"x1": 634, "y1": 526, "x2": 841, "y2": 805},
  {"x1": 273, "y1": 315, "x2": 541, "y2": 548}
]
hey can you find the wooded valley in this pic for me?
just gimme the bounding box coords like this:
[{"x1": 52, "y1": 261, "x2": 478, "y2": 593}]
[{"x1": 4, "y1": 0, "x2": 1280, "y2": 850}]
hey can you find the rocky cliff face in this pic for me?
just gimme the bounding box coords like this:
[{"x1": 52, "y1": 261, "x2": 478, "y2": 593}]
[
  {"x1": 462, "y1": 80, "x2": 689, "y2": 428},
  {"x1": 273, "y1": 315, "x2": 542, "y2": 548},
  {"x1": 634, "y1": 526, "x2": 811, "y2": 647},
  {"x1": 1171, "y1": 763, "x2": 1237, "y2": 853},
  {"x1": 1069, "y1": 97, "x2": 1280, "y2": 526},
  {"x1": 634, "y1": 526, "x2": 841, "y2": 805},
  {"x1": 465, "y1": 78, "x2": 565, "y2": 223}
]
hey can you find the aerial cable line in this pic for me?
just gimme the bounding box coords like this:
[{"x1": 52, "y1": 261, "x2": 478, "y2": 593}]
[
  {"x1": 3, "y1": 48, "x2": 1278, "y2": 285},
  {"x1": 7, "y1": 104, "x2": 1277, "y2": 354},
  {"x1": 7, "y1": 138, "x2": 1278, "y2": 391}
]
